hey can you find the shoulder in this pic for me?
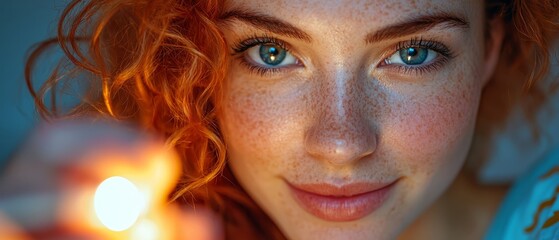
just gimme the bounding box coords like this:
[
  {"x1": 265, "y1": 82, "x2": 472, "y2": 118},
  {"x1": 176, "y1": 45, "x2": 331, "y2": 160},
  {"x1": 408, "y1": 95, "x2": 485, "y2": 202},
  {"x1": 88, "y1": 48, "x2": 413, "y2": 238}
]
[{"x1": 485, "y1": 148, "x2": 559, "y2": 240}]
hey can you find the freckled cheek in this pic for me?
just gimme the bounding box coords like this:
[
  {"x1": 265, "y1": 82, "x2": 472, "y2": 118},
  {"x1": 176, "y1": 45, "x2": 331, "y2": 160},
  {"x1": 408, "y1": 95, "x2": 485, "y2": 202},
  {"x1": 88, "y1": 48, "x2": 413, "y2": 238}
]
[
  {"x1": 220, "y1": 87, "x2": 305, "y2": 162},
  {"x1": 388, "y1": 83, "x2": 480, "y2": 166}
]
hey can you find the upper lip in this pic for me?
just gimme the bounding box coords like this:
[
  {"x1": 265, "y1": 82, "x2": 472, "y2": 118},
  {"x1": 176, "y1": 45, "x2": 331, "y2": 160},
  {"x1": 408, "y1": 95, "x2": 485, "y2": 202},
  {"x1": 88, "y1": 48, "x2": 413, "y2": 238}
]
[{"x1": 287, "y1": 181, "x2": 394, "y2": 197}]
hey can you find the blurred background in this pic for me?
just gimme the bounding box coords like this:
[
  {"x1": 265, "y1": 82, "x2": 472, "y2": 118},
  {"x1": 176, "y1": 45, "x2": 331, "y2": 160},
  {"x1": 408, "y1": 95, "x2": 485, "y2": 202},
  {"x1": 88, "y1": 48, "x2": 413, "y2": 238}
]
[{"x1": 0, "y1": 0, "x2": 67, "y2": 163}]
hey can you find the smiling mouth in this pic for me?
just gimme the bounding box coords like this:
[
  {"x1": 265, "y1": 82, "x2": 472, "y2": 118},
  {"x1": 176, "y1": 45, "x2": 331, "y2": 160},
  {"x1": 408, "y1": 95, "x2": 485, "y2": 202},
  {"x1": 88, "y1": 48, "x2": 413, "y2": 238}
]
[{"x1": 287, "y1": 180, "x2": 396, "y2": 222}]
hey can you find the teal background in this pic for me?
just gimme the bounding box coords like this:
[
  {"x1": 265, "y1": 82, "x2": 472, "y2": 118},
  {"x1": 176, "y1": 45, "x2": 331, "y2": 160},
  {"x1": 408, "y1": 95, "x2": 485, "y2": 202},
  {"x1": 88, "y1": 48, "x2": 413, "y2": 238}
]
[{"x1": 0, "y1": 1, "x2": 65, "y2": 162}]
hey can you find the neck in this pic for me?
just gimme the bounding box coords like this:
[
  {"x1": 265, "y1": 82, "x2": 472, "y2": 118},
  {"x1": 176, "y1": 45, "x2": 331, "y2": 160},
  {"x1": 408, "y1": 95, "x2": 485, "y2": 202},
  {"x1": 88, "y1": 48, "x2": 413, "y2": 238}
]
[{"x1": 398, "y1": 170, "x2": 509, "y2": 240}]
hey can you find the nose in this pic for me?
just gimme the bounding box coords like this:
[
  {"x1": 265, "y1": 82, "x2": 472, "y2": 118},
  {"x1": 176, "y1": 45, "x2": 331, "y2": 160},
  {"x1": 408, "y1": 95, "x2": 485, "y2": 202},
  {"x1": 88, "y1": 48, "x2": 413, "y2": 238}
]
[{"x1": 304, "y1": 69, "x2": 377, "y2": 166}]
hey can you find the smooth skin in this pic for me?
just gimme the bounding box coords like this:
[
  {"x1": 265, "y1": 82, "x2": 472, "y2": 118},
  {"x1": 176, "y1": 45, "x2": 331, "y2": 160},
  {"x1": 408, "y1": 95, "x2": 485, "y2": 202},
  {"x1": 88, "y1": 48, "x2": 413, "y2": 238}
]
[{"x1": 218, "y1": 0, "x2": 505, "y2": 239}]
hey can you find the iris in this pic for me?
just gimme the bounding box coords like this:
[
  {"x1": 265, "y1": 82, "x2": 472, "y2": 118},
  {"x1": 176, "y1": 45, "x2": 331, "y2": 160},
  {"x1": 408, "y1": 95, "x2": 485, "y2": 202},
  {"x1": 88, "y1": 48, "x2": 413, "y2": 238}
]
[
  {"x1": 399, "y1": 47, "x2": 428, "y2": 65},
  {"x1": 259, "y1": 44, "x2": 287, "y2": 66}
]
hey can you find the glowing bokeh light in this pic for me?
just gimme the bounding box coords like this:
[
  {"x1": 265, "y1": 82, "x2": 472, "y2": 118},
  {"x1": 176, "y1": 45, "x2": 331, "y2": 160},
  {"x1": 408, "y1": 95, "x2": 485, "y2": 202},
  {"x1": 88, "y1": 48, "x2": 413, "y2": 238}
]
[
  {"x1": 131, "y1": 219, "x2": 159, "y2": 240},
  {"x1": 94, "y1": 176, "x2": 145, "y2": 231}
]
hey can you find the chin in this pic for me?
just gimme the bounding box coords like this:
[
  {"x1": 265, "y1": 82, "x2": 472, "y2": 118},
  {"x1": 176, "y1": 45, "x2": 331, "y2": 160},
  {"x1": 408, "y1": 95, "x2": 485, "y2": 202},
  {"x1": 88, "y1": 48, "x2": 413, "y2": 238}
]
[{"x1": 276, "y1": 215, "x2": 401, "y2": 240}]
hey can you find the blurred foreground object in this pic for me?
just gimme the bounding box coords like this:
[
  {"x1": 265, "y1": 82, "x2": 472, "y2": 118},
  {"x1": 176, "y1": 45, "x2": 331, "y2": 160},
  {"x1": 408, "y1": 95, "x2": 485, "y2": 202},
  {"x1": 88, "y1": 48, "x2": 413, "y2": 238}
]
[{"x1": 0, "y1": 120, "x2": 222, "y2": 239}]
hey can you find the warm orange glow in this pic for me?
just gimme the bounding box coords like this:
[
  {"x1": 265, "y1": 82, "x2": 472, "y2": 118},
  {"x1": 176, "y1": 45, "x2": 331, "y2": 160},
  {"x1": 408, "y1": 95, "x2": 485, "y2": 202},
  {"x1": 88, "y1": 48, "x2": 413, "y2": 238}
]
[
  {"x1": 94, "y1": 176, "x2": 145, "y2": 231},
  {"x1": 54, "y1": 141, "x2": 182, "y2": 239},
  {"x1": 131, "y1": 219, "x2": 159, "y2": 240},
  {"x1": 0, "y1": 212, "x2": 30, "y2": 240}
]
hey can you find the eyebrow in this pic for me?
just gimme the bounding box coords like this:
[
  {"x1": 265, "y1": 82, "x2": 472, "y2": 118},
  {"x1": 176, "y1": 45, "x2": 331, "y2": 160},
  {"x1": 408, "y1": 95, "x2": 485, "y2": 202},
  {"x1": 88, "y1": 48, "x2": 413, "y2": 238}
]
[
  {"x1": 365, "y1": 13, "x2": 470, "y2": 43},
  {"x1": 219, "y1": 10, "x2": 469, "y2": 44},
  {"x1": 220, "y1": 9, "x2": 312, "y2": 42}
]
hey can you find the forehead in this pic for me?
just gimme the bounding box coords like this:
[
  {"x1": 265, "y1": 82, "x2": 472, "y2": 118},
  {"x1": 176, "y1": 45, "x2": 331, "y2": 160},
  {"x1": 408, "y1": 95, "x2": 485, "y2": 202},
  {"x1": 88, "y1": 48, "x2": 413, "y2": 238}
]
[{"x1": 224, "y1": 0, "x2": 479, "y2": 26}]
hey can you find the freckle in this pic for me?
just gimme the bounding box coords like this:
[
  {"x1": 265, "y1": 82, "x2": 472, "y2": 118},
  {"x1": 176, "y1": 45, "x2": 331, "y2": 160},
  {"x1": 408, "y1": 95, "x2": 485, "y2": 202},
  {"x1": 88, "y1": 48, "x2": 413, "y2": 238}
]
[
  {"x1": 410, "y1": 164, "x2": 418, "y2": 175},
  {"x1": 363, "y1": 1, "x2": 373, "y2": 11},
  {"x1": 436, "y1": 95, "x2": 443, "y2": 104}
]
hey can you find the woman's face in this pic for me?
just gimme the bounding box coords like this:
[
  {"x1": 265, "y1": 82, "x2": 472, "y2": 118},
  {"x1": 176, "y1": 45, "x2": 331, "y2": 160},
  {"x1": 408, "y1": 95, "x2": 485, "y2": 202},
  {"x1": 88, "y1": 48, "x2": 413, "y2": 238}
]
[{"x1": 218, "y1": 0, "x2": 500, "y2": 239}]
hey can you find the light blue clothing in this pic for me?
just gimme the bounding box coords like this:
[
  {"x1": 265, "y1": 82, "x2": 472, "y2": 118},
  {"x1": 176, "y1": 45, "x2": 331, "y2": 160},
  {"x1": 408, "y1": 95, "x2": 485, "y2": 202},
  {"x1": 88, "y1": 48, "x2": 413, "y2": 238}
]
[{"x1": 485, "y1": 148, "x2": 559, "y2": 239}]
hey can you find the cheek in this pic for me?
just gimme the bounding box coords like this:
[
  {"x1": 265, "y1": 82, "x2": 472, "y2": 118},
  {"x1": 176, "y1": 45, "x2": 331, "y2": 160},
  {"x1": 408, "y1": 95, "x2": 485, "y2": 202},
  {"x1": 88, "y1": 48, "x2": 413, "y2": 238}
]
[
  {"x1": 384, "y1": 71, "x2": 481, "y2": 173},
  {"x1": 219, "y1": 77, "x2": 306, "y2": 165}
]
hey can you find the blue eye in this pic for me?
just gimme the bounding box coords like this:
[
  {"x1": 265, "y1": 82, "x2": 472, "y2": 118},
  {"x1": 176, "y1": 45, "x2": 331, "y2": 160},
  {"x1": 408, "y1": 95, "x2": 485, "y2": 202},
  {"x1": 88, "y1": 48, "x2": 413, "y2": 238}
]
[
  {"x1": 385, "y1": 47, "x2": 437, "y2": 66},
  {"x1": 400, "y1": 47, "x2": 428, "y2": 65},
  {"x1": 246, "y1": 43, "x2": 297, "y2": 68},
  {"x1": 259, "y1": 44, "x2": 287, "y2": 65}
]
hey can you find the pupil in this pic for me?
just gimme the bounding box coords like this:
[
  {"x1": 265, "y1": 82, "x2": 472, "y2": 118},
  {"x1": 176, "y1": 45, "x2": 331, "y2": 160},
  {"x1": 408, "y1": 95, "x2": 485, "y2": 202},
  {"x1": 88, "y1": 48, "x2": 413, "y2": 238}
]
[
  {"x1": 407, "y1": 48, "x2": 417, "y2": 56},
  {"x1": 260, "y1": 44, "x2": 286, "y2": 66}
]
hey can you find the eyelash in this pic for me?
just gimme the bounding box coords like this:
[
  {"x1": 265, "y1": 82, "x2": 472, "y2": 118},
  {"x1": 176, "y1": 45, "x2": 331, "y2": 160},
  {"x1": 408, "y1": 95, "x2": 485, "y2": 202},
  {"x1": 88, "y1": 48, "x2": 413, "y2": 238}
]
[{"x1": 231, "y1": 36, "x2": 454, "y2": 77}]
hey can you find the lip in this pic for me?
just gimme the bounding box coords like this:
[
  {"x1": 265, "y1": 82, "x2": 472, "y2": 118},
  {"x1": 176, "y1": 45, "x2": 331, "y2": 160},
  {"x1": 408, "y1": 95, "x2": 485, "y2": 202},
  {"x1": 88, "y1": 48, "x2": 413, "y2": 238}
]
[{"x1": 287, "y1": 180, "x2": 396, "y2": 222}]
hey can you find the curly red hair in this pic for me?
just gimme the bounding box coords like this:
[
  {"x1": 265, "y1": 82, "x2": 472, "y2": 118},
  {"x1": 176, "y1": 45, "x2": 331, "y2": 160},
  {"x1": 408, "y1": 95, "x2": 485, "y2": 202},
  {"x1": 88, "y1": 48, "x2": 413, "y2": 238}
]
[{"x1": 24, "y1": 0, "x2": 559, "y2": 238}]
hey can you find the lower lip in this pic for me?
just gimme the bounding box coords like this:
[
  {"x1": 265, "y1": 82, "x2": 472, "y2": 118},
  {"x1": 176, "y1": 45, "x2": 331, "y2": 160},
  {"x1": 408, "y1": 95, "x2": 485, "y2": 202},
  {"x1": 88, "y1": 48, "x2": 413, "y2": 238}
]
[{"x1": 288, "y1": 183, "x2": 394, "y2": 222}]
